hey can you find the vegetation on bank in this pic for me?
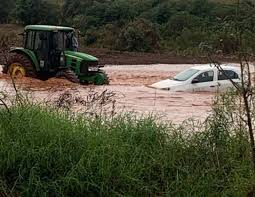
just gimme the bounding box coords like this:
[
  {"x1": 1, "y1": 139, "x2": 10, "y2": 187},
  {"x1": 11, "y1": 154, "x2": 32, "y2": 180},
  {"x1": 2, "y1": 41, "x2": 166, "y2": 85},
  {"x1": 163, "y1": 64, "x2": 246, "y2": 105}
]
[
  {"x1": 0, "y1": 90, "x2": 254, "y2": 196},
  {"x1": 0, "y1": 0, "x2": 255, "y2": 195},
  {"x1": 0, "y1": 0, "x2": 255, "y2": 55}
]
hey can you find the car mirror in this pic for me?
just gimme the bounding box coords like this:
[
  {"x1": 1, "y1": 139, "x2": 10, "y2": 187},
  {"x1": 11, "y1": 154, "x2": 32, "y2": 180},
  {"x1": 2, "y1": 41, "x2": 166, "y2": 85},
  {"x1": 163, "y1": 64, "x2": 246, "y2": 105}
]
[{"x1": 192, "y1": 78, "x2": 199, "y2": 84}]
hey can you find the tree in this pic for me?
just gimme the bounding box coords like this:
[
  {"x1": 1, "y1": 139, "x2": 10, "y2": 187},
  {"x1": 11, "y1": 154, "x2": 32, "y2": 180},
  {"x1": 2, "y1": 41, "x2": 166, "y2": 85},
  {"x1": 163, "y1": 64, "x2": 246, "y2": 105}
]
[
  {"x1": 116, "y1": 19, "x2": 159, "y2": 52},
  {"x1": 104, "y1": 0, "x2": 135, "y2": 26},
  {"x1": 0, "y1": 0, "x2": 15, "y2": 23},
  {"x1": 201, "y1": 0, "x2": 255, "y2": 184},
  {"x1": 16, "y1": 0, "x2": 58, "y2": 25},
  {"x1": 190, "y1": 0, "x2": 211, "y2": 17},
  {"x1": 164, "y1": 12, "x2": 202, "y2": 37}
]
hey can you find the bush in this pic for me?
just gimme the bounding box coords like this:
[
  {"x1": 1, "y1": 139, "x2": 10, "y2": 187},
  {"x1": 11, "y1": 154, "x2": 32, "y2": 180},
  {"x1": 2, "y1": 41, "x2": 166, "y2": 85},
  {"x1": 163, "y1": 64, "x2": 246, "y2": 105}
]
[
  {"x1": 84, "y1": 28, "x2": 98, "y2": 46},
  {"x1": 116, "y1": 19, "x2": 159, "y2": 52},
  {"x1": 104, "y1": 0, "x2": 136, "y2": 26},
  {"x1": 176, "y1": 28, "x2": 209, "y2": 50},
  {"x1": 0, "y1": 0, "x2": 15, "y2": 23},
  {"x1": 97, "y1": 24, "x2": 120, "y2": 49},
  {"x1": 0, "y1": 95, "x2": 253, "y2": 196},
  {"x1": 16, "y1": 0, "x2": 58, "y2": 25},
  {"x1": 164, "y1": 12, "x2": 203, "y2": 38},
  {"x1": 84, "y1": 25, "x2": 120, "y2": 48}
]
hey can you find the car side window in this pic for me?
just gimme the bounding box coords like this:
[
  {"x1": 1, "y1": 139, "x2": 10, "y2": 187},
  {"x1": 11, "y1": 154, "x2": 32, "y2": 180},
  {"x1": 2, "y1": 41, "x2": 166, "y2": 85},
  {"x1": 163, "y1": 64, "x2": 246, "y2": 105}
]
[
  {"x1": 218, "y1": 70, "x2": 239, "y2": 80},
  {"x1": 193, "y1": 71, "x2": 214, "y2": 83}
]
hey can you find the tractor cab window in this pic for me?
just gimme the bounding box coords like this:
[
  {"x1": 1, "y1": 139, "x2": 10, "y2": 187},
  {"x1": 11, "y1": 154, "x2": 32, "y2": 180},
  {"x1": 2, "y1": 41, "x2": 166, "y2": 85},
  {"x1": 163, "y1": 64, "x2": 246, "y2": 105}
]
[
  {"x1": 22, "y1": 32, "x2": 26, "y2": 48},
  {"x1": 66, "y1": 31, "x2": 78, "y2": 51},
  {"x1": 51, "y1": 31, "x2": 78, "y2": 51},
  {"x1": 25, "y1": 31, "x2": 35, "y2": 50},
  {"x1": 52, "y1": 32, "x2": 66, "y2": 50},
  {"x1": 34, "y1": 32, "x2": 49, "y2": 50}
]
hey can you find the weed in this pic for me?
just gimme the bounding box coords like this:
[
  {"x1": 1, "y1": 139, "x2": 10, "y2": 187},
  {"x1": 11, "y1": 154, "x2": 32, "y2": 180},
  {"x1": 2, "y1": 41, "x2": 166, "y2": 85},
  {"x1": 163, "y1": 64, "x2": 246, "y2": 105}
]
[{"x1": 0, "y1": 93, "x2": 253, "y2": 196}]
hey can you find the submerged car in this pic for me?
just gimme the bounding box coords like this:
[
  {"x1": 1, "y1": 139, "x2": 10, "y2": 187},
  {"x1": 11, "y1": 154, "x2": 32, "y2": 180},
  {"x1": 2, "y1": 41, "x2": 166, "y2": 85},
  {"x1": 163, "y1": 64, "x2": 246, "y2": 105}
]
[{"x1": 150, "y1": 64, "x2": 241, "y2": 92}]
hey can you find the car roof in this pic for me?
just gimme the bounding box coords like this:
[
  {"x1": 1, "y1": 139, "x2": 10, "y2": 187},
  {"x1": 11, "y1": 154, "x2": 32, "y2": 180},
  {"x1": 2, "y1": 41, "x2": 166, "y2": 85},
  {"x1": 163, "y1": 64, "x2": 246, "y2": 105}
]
[
  {"x1": 191, "y1": 64, "x2": 239, "y2": 71},
  {"x1": 25, "y1": 25, "x2": 74, "y2": 32}
]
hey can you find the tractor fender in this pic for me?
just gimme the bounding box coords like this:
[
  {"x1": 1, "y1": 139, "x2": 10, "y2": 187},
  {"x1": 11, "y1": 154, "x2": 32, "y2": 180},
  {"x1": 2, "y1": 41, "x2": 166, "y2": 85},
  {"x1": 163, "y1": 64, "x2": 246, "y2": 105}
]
[{"x1": 9, "y1": 47, "x2": 40, "y2": 71}]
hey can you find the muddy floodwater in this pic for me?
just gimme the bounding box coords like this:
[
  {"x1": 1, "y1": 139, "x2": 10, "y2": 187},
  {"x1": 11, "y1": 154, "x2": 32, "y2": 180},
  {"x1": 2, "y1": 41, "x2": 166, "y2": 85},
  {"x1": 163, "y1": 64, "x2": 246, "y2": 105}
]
[
  {"x1": 0, "y1": 64, "x2": 216, "y2": 123},
  {"x1": 103, "y1": 64, "x2": 214, "y2": 122}
]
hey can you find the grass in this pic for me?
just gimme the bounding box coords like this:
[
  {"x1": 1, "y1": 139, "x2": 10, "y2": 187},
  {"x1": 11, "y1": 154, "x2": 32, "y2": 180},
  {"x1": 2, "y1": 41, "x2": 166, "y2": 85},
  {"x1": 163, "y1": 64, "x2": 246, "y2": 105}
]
[{"x1": 0, "y1": 103, "x2": 253, "y2": 196}]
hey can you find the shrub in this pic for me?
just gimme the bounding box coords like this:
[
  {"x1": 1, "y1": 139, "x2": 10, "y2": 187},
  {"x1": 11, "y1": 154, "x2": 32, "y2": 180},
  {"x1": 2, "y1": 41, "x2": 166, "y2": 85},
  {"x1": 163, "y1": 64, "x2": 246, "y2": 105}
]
[
  {"x1": 164, "y1": 12, "x2": 203, "y2": 38},
  {"x1": 116, "y1": 19, "x2": 159, "y2": 52},
  {"x1": 16, "y1": 0, "x2": 58, "y2": 25},
  {"x1": 0, "y1": 0, "x2": 15, "y2": 23},
  {"x1": 84, "y1": 28, "x2": 98, "y2": 46},
  {"x1": 98, "y1": 24, "x2": 120, "y2": 49},
  {"x1": 0, "y1": 94, "x2": 253, "y2": 196}
]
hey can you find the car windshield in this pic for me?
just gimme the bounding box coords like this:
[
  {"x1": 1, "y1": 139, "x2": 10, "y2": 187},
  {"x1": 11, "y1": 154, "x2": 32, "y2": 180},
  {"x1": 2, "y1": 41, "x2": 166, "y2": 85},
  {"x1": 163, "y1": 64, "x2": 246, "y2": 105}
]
[{"x1": 173, "y1": 68, "x2": 199, "y2": 81}]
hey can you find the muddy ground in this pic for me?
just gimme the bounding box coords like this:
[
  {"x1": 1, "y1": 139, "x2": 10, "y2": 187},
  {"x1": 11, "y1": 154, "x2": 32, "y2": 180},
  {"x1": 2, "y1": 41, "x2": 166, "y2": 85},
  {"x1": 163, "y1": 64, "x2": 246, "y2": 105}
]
[
  {"x1": 0, "y1": 64, "x2": 214, "y2": 123},
  {"x1": 83, "y1": 47, "x2": 238, "y2": 65},
  {"x1": 0, "y1": 45, "x2": 237, "y2": 67}
]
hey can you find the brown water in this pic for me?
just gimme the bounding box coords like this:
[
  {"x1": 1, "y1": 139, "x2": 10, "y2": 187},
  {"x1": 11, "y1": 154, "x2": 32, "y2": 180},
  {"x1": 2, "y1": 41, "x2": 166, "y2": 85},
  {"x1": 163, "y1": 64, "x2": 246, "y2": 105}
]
[{"x1": 0, "y1": 64, "x2": 214, "y2": 123}]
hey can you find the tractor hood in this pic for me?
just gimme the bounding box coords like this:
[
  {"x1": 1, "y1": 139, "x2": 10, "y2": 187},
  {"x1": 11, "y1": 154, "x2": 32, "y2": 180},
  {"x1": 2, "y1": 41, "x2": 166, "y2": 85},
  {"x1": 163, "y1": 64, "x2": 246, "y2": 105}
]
[{"x1": 65, "y1": 51, "x2": 98, "y2": 62}]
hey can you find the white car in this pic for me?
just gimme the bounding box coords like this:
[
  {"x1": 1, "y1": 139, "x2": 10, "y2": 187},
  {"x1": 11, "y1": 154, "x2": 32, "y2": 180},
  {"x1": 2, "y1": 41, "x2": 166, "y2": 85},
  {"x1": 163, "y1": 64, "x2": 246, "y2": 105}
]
[{"x1": 150, "y1": 64, "x2": 241, "y2": 92}]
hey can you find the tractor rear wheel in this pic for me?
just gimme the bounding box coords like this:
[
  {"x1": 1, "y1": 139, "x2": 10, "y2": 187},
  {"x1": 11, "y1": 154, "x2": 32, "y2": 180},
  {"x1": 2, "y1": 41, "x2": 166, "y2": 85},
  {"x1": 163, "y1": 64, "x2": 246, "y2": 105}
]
[
  {"x1": 56, "y1": 69, "x2": 80, "y2": 83},
  {"x1": 3, "y1": 53, "x2": 36, "y2": 78}
]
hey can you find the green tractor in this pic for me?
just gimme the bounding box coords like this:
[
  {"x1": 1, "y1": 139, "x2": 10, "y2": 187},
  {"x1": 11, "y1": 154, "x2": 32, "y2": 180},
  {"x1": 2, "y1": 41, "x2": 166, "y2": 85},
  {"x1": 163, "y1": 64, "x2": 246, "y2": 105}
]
[{"x1": 3, "y1": 25, "x2": 109, "y2": 85}]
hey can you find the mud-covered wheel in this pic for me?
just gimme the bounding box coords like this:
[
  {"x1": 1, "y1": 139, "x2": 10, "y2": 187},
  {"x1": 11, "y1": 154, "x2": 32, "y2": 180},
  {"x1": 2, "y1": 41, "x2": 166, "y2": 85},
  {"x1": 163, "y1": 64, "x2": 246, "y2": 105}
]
[
  {"x1": 56, "y1": 69, "x2": 80, "y2": 83},
  {"x1": 3, "y1": 53, "x2": 36, "y2": 78},
  {"x1": 94, "y1": 70, "x2": 109, "y2": 85},
  {"x1": 101, "y1": 70, "x2": 110, "y2": 85}
]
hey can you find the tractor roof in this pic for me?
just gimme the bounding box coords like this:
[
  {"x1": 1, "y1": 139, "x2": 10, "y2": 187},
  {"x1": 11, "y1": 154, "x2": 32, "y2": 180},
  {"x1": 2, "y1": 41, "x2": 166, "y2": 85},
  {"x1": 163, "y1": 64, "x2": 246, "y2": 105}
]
[{"x1": 25, "y1": 25, "x2": 74, "y2": 32}]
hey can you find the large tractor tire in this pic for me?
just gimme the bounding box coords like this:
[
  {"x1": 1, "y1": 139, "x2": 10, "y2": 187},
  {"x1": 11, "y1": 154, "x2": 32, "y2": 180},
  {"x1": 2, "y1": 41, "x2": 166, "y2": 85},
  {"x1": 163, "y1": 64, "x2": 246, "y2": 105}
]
[
  {"x1": 56, "y1": 69, "x2": 80, "y2": 83},
  {"x1": 100, "y1": 70, "x2": 110, "y2": 85},
  {"x1": 3, "y1": 53, "x2": 36, "y2": 78},
  {"x1": 94, "y1": 70, "x2": 109, "y2": 85}
]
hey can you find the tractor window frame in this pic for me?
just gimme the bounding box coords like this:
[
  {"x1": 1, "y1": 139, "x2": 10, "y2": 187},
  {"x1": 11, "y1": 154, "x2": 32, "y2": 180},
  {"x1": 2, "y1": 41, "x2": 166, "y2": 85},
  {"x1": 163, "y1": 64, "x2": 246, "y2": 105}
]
[
  {"x1": 52, "y1": 32, "x2": 67, "y2": 50},
  {"x1": 34, "y1": 31, "x2": 50, "y2": 50},
  {"x1": 25, "y1": 31, "x2": 35, "y2": 50}
]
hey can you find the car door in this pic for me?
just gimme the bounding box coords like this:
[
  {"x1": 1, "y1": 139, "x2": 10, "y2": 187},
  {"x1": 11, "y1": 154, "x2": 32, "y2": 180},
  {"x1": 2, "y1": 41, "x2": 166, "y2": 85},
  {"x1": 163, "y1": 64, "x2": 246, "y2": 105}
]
[
  {"x1": 190, "y1": 69, "x2": 218, "y2": 92},
  {"x1": 217, "y1": 69, "x2": 240, "y2": 91}
]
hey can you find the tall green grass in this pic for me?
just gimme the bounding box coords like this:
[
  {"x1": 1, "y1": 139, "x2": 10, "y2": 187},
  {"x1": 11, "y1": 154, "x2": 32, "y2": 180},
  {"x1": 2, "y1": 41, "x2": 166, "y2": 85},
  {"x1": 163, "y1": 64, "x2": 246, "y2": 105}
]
[{"x1": 0, "y1": 103, "x2": 253, "y2": 196}]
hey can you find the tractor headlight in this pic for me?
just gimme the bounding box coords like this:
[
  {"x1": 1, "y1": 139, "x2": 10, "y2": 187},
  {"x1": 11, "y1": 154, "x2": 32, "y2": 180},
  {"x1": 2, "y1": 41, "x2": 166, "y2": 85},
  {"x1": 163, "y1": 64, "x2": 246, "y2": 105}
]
[
  {"x1": 88, "y1": 67, "x2": 99, "y2": 72},
  {"x1": 60, "y1": 52, "x2": 65, "y2": 66}
]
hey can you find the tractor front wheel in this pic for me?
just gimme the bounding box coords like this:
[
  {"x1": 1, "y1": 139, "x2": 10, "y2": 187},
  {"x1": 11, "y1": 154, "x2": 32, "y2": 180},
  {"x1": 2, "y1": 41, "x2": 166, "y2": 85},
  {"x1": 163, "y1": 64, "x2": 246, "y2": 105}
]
[
  {"x1": 94, "y1": 70, "x2": 109, "y2": 85},
  {"x1": 56, "y1": 69, "x2": 80, "y2": 83},
  {"x1": 3, "y1": 53, "x2": 36, "y2": 78}
]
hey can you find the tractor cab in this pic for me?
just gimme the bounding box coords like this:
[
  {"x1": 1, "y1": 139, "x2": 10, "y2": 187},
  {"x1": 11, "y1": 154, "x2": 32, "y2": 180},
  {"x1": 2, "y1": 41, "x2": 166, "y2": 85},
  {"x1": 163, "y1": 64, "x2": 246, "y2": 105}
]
[
  {"x1": 4, "y1": 25, "x2": 109, "y2": 85},
  {"x1": 23, "y1": 25, "x2": 76, "y2": 73}
]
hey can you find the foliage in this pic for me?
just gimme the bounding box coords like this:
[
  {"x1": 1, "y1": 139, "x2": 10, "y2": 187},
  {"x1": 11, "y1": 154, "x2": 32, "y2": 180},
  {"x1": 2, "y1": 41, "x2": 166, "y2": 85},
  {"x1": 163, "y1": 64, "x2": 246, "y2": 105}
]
[
  {"x1": 164, "y1": 12, "x2": 203, "y2": 38},
  {"x1": 16, "y1": 0, "x2": 58, "y2": 25},
  {"x1": 0, "y1": 90, "x2": 254, "y2": 196},
  {"x1": 0, "y1": 0, "x2": 15, "y2": 23},
  {"x1": 2, "y1": 0, "x2": 255, "y2": 54},
  {"x1": 116, "y1": 19, "x2": 159, "y2": 52}
]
